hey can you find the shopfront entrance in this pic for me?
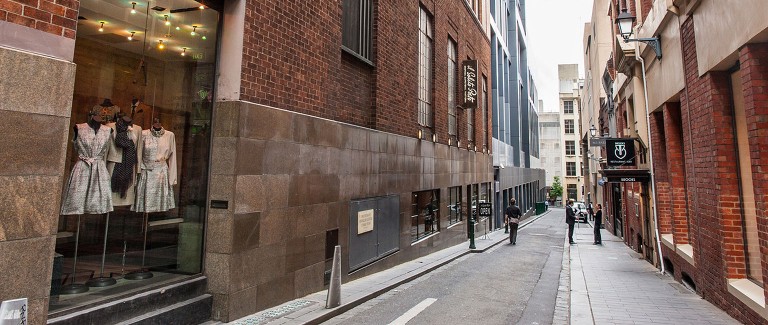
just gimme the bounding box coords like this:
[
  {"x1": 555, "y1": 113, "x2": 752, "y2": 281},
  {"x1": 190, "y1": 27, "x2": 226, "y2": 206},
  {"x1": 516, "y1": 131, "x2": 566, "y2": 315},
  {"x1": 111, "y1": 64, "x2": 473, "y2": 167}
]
[{"x1": 50, "y1": 0, "x2": 221, "y2": 315}]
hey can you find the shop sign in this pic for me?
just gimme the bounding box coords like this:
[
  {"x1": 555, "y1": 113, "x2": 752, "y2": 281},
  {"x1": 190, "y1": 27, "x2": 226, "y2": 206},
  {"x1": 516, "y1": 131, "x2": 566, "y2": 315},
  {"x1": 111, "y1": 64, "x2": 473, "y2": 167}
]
[
  {"x1": 462, "y1": 60, "x2": 478, "y2": 108},
  {"x1": 478, "y1": 202, "x2": 492, "y2": 217},
  {"x1": 606, "y1": 175, "x2": 650, "y2": 183},
  {"x1": 357, "y1": 209, "x2": 374, "y2": 234},
  {"x1": 590, "y1": 137, "x2": 606, "y2": 147},
  {"x1": 606, "y1": 139, "x2": 635, "y2": 166}
]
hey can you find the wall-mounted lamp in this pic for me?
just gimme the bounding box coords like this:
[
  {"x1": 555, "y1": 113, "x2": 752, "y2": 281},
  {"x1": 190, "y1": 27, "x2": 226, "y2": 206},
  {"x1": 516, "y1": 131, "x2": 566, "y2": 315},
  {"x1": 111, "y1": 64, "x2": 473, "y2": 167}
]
[
  {"x1": 191, "y1": 26, "x2": 197, "y2": 36},
  {"x1": 432, "y1": 133, "x2": 437, "y2": 142},
  {"x1": 418, "y1": 129, "x2": 423, "y2": 140},
  {"x1": 589, "y1": 125, "x2": 597, "y2": 137},
  {"x1": 615, "y1": 9, "x2": 662, "y2": 59},
  {"x1": 130, "y1": 2, "x2": 137, "y2": 14},
  {"x1": 98, "y1": 21, "x2": 105, "y2": 32},
  {"x1": 127, "y1": 31, "x2": 135, "y2": 41},
  {"x1": 157, "y1": 39, "x2": 165, "y2": 50},
  {"x1": 181, "y1": 47, "x2": 187, "y2": 56},
  {"x1": 164, "y1": 15, "x2": 170, "y2": 26}
]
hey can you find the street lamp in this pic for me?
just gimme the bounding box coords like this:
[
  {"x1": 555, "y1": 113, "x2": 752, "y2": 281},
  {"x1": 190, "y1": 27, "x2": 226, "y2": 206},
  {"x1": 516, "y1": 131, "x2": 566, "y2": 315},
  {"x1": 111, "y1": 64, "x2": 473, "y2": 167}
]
[
  {"x1": 589, "y1": 125, "x2": 597, "y2": 137},
  {"x1": 615, "y1": 9, "x2": 662, "y2": 59}
]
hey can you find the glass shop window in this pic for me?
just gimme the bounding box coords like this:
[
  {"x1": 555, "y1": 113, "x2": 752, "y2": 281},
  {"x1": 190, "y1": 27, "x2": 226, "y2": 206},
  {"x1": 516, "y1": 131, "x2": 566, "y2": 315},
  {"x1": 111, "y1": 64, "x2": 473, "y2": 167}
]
[
  {"x1": 411, "y1": 189, "x2": 440, "y2": 242},
  {"x1": 447, "y1": 186, "x2": 462, "y2": 225},
  {"x1": 50, "y1": 0, "x2": 220, "y2": 313}
]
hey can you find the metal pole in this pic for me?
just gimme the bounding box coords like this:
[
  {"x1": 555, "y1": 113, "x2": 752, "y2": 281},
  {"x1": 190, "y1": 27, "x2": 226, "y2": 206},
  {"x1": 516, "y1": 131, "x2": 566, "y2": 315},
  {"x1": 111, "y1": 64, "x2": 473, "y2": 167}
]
[{"x1": 326, "y1": 245, "x2": 341, "y2": 308}]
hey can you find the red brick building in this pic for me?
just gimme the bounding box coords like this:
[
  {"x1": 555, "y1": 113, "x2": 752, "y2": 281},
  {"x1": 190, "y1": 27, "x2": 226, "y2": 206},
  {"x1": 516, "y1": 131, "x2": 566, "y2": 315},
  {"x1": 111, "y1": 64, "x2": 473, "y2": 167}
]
[
  {"x1": 0, "y1": 0, "x2": 500, "y2": 323},
  {"x1": 598, "y1": 0, "x2": 768, "y2": 323}
]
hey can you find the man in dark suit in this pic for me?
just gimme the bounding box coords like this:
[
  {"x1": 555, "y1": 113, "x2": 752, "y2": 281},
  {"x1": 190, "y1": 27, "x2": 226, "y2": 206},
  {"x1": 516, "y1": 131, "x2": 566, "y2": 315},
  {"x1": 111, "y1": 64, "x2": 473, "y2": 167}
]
[{"x1": 566, "y1": 199, "x2": 576, "y2": 244}]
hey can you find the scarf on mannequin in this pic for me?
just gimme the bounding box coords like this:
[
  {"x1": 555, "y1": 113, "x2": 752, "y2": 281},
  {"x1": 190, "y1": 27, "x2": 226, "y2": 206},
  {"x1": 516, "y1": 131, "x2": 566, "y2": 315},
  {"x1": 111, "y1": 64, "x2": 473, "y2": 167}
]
[{"x1": 111, "y1": 118, "x2": 137, "y2": 198}]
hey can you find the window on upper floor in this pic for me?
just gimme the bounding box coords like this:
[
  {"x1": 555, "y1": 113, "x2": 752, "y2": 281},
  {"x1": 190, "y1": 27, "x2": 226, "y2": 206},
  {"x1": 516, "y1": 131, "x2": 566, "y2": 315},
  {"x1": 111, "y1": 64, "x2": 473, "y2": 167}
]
[
  {"x1": 466, "y1": 0, "x2": 482, "y2": 22},
  {"x1": 448, "y1": 38, "x2": 457, "y2": 138},
  {"x1": 342, "y1": 0, "x2": 372, "y2": 63},
  {"x1": 566, "y1": 162, "x2": 576, "y2": 176},
  {"x1": 565, "y1": 119, "x2": 574, "y2": 134},
  {"x1": 418, "y1": 7, "x2": 434, "y2": 129},
  {"x1": 565, "y1": 141, "x2": 575, "y2": 156},
  {"x1": 564, "y1": 100, "x2": 574, "y2": 114},
  {"x1": 482, "y1": 76, "x2": 488, "y2": 150}
]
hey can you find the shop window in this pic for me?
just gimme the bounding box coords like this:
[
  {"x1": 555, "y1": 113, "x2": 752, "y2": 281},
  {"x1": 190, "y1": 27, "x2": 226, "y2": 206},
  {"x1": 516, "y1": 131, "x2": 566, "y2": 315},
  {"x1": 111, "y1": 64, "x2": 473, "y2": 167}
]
[
  {"x1": 52, "y1": 0, "x2": 220, "y2": 312},
  {"x1": 411, "y1": 189, "x2": 440, "y2": 241},
  {"x1": 447, "y1": 186, "x2": 462, "y2": 225},
  {"x1": 567, "y1": 184, "x2": 577, "y2": 201}
]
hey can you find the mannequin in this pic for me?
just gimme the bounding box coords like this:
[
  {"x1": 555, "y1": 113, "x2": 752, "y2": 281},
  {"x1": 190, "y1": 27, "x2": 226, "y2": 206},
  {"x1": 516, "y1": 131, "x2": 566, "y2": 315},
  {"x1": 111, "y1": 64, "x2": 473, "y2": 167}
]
[
  {"x1": 91, "y1": 98, "x2": 121, "y2": 123},
  {"x1": 133, "y1": 118, "x2": 177, "y2": 213},
  {"x1": 60, "y1": 113, "x2": 114, "y2": 215},
  {"x1": 106, "y1": 113, "x2": 143, "y2": 206}
]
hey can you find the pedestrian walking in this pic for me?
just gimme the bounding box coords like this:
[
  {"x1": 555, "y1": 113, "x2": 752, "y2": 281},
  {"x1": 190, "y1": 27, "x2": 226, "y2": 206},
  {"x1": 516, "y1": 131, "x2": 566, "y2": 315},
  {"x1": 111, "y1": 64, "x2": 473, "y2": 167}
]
[
  {"x1": 593, "y1": 204, "x2": 603, "y2": 245},
  {"x1": 505, "y1": 198, "x2": 522, "y2": 245},
  {"x1": 566, "y1": 199, "x2": 576, "y2": 244},
  {"x1": 587, "y1": 203, "x2": 594, "y2": 221}
]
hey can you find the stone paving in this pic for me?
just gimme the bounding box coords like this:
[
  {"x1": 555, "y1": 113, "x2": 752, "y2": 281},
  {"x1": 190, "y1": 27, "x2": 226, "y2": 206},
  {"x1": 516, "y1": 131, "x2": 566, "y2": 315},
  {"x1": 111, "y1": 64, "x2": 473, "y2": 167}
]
[
  {"x1": 212, "y1": 209, "x2": 741, "y2": 325},
  {"x1": 568, "y1": 219, "x2": 741, "y2": 325}
]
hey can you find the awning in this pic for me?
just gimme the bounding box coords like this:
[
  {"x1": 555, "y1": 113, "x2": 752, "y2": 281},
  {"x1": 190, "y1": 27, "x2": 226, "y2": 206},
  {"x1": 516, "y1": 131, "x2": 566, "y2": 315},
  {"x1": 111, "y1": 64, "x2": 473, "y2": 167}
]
[{"x1": 599, "y1": 168, "x2": 651, "y2": 183}]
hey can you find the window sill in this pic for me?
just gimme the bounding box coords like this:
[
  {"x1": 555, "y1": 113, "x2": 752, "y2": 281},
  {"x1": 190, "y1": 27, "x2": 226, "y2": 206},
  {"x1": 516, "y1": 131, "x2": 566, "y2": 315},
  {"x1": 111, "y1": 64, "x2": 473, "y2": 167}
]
[
  {"x1": 727, "y1": 279, "x2": 766, "y2": 317},
  {"x1": 447, "y1": 221, "x2": 463, "y2": 230},
  {"x1": 676, "y1": 244, "x2": 695, "y2": 266},
  {"x1": 341, "y1": 46, "x2": 374, "y2": 67},
  {"x1": 410, "y1": 231, "x2": 440, "y2": 246},
  {"x1": 661, "y1": 234, "x2": 674, "y2": 249}
]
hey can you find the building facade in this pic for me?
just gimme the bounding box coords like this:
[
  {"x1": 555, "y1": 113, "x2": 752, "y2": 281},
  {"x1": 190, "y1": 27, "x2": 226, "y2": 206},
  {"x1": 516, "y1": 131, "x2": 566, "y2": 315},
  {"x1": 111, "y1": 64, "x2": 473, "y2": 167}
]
[
  {"x1": 538, "y1": 112, "x2": 563, "y2": 194},
  {"x1": 0, "y1": 0, "x2": 499, "y2": 323},
  {"x1": 558, "y1": 64, "x2": 585, "y2": 203},
  {"x1": 489, "y1": 0, "x2": 547, "y2": 224},
  {"x1": 595, "y1": 0, "x2": 768, "y2": 324}
]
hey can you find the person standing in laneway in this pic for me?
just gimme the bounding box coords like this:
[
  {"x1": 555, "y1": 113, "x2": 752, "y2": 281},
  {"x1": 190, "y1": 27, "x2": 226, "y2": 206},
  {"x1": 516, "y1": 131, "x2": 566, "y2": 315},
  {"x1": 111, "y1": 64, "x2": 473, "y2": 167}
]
[
  {"x1": 593, "y1": 204, "x2": 603, "y2": 245},
  {"x1": 566, "y1": 199, "x2": 576, "y2": 244},
  {"x1": 505, "y1": 198, "x2": 522, "y2": 245}
]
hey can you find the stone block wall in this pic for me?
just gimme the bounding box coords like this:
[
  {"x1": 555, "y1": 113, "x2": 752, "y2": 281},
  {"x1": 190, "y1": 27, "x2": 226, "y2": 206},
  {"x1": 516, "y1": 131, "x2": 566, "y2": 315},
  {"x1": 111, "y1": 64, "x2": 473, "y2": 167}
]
[
  {"x1": 205, "y1": 101, "x2": 493, "y2": 321},
  {"x1": 0, "y1": 46, "x2": 75, "y2": 325}
]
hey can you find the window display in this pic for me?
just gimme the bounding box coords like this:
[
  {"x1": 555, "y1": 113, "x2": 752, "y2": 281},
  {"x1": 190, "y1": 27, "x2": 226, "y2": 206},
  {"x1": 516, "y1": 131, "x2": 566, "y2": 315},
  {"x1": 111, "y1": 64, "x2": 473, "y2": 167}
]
[{"x1": 51, "y1": 0, "x2": 219, "y2": 313}]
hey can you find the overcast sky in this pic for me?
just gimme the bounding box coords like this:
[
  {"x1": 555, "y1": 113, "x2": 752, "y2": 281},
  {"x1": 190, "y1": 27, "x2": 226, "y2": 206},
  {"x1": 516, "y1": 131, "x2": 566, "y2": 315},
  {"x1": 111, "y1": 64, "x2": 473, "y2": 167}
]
[{"x1": 526, "y1": 0, "x2": 594, "y2": 112}]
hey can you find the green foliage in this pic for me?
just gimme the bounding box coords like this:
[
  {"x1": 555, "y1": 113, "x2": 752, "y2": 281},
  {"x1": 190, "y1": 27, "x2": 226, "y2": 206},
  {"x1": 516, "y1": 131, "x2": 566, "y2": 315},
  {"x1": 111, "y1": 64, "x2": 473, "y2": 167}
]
[{"x1": 550, "y1": 176, "x2": 563, "y2": 200}]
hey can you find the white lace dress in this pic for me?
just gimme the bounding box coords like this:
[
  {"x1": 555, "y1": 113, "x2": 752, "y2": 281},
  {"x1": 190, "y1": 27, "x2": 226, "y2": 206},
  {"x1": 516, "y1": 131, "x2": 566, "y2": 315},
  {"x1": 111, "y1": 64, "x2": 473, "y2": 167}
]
[
  {"x1": 133, "y1": 128, "x2": 177, "y2": 213},
  {"x1": 60, "y1": 123, "x2": 114, "y2": 215}
]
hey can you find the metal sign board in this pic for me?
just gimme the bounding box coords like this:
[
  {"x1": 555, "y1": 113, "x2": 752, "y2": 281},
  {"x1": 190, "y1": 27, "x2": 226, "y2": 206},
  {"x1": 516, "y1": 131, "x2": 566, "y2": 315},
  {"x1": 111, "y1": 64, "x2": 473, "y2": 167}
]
[
  {"x1": 606, "y1": 138, "x2": 635, "y2": 166},
  {"x1": 462, "y1": 60, "x2": 478, "y2": 108},
  {"x1": 478, "y1": 202, "x2": 492, "y2": 217},
  {"x1": 357, "y1": 209, "x2": 374, "y2": 234},
  {"x1": 606, "y1": 175, "x2": 650, "y2": 183},
  {"x1": 590, "y1": 137, "x2": 606, "y2": 147}
]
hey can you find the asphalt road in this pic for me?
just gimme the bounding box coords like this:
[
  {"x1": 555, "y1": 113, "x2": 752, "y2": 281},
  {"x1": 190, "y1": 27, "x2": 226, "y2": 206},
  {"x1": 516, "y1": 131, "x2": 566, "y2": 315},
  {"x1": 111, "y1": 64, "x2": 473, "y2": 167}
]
[{"x1": 322, "y1": 209, "x2": 570, "y2": 325}]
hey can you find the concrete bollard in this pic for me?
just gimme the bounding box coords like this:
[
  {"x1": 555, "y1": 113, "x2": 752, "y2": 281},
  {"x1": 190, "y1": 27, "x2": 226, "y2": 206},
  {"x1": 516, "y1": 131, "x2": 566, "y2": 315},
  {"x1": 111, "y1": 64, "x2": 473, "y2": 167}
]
[{"x1": 325, "y1": 245, "x2": 341, "y2": 308}]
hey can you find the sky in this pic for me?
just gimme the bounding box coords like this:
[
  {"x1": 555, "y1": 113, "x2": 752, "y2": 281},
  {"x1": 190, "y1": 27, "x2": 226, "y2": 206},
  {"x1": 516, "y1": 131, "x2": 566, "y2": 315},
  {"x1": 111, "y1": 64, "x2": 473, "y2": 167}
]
[{"x1": 525, "y1": 0, "x2": 595, "y2": 112}]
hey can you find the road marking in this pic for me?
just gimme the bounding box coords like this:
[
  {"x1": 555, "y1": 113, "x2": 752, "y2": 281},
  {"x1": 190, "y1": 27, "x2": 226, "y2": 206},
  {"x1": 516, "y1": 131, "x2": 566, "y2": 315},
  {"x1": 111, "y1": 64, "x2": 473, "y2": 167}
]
[{"x1": 388, "y1": 298, "x2": 437, "y2": 325}]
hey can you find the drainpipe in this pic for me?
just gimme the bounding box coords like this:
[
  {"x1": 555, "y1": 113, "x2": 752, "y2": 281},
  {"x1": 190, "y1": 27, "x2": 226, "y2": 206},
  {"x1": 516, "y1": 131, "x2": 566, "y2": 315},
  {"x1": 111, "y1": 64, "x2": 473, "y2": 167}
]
[{"x1": 635, "y1": 42, "x2": 665, "y2": 274}]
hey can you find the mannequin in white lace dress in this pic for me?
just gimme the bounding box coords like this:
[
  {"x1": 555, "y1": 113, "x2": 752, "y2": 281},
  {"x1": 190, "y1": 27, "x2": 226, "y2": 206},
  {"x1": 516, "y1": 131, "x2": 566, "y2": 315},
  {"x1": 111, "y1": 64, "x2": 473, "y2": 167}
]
[
  {"x1": 60, "y1": 115, "x2": 114, "y2": 215},
  {"x1": 133, "y1": 122, "x2": 177, "y2": 213}
]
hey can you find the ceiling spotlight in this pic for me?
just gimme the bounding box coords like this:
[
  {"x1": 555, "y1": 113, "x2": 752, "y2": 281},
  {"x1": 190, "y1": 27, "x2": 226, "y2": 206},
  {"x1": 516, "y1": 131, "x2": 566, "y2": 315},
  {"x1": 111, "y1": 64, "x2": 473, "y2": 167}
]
[
  {"x1": 201, "y1": 34, "x2": 207, "y2": 40},
  {"x1": 164, "y1": 15, "x2": 170, "y2": 26},
  {"x1": 98, "y1": 21, "x2": 105, "y2": 32},
  {"x1": 130, "y1": 2, "x2": 137, "y2": 14},
  {"x1": 199, "y1": 2, "x2": 205, "y2": 10},
  {"x1": 128, "y1": 31, "x2": 135, "y2": 41},
  {"x1": 191, "y1": 25, "x2": 197, "y2": 36},
  {"x1": 181, "y1": 47, "x2": 187, "y2": 56},
  {"x1": 157, "y1": 39, "x2": 165, "y2": 50}
]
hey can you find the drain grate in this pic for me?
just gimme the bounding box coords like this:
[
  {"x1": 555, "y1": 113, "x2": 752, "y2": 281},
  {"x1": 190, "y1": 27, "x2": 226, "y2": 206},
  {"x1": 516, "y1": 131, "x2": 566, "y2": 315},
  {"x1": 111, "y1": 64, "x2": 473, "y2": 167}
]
[{"x1": 232, "y1": 300, "x2": 315, "y2": 325}]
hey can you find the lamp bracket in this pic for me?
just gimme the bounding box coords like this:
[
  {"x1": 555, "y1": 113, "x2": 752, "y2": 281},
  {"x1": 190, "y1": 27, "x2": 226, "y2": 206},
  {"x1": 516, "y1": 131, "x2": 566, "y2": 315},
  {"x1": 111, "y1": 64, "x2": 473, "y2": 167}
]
[{"x1": 624, "y1": 36, "x2": 662, "y2": 59}]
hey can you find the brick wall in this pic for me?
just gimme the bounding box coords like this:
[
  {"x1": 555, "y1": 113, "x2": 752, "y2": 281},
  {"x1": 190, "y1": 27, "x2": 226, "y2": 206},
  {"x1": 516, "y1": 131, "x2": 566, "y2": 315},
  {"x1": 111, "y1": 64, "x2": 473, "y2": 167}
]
[
  {"x1": 650, "y1": 111, "x2": 672, "y2": 234},
  {"x1": 238, "y1": 0, "x2": 491, "y2": 145},
  {"x1": 0, "y1": 0, "x2": 78, "y2": 38},
  {"x1": 662, "y1": 102, "x2": 689, "y2": 244}
]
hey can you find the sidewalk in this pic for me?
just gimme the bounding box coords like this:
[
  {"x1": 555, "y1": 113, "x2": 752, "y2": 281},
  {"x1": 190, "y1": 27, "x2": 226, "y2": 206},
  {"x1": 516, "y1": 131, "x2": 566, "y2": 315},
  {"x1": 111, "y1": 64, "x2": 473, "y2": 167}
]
[
  {"x1": 216, "y1": 210, "x2": 552, "y2": 325},
  {"x1": 564, "y1": 220, "x2": 741, "y2": 325}
]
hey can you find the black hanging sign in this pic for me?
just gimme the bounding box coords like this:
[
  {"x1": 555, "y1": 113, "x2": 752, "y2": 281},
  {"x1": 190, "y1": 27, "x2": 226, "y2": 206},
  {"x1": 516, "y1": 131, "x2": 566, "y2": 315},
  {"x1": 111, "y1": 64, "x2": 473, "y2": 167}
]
[
  {"x1": 606, "y1": 139, "x2": 635, "y2": 166},
  {"x1": 463, "y1": 60, "x2": 478, "y2": 108}
]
